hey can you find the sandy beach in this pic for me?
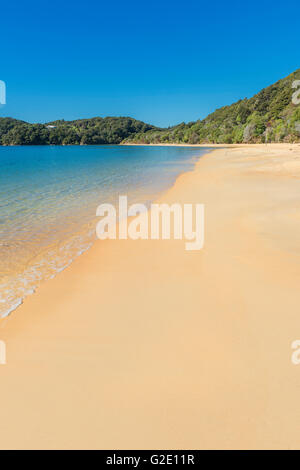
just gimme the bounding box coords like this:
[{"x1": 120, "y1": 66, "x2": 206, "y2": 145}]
[{"x1": 1, "y1": 143, "x2": 300, "y2": 450}]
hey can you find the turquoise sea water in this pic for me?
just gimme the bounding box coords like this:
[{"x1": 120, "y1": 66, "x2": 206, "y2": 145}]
[{"x1": 0, "y1": 145, "x2": 210, "y2": 317}]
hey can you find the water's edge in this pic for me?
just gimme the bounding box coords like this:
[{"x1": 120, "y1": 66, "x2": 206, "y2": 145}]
[{"x1": 0, "y1": 147, "x2": 211, "y2": 319}]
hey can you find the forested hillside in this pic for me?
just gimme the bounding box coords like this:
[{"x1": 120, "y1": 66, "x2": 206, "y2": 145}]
[
  {"x1": 124, "y1": 69, "x2": 300, "y2": 144},
  {"x1": 0, "y1": 117, "x2": 157, "y2": 145},
  {"x1": 1, "y1": 69, "x2": 299, "y2": 145}
]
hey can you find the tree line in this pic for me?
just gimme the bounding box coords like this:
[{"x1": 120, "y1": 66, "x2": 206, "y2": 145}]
[{"x1": 1, "y1": 69, "x2": 299, "y2": 146}]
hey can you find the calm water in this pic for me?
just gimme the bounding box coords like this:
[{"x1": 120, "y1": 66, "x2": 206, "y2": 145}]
[{"x1": 0, "y1": 145, "x2": 210, "y2": 317}]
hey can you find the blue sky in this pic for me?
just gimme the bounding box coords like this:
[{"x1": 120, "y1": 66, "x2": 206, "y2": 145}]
[{"x1": 1, "y1": 0, "x2": 299, "y2": 127}]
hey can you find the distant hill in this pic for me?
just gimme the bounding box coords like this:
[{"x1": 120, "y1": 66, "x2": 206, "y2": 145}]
[
  {"x1": 0, "y1": 69, "x2": 299, "y2": 145},
  {"x1": 0, "y1": 117, "x2": 158, "y2": 146}
]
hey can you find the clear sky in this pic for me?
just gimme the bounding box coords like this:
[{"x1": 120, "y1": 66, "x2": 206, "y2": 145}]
[{"x1": 1, "y1": 0, "x2": 299, "y2": 127}]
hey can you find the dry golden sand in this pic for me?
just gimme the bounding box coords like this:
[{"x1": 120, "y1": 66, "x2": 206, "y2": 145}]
[{"x1": 1, "y1": 143, "x2": 300, "y2": 449}]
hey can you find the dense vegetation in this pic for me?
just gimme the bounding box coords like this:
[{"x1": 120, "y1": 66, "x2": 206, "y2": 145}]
[
  {"x1": 124, "y1": 68, "x2": 300, "y2": 144},
  {"x1": 1, "y1": 69, "x2": 299, "y2": 146},
  {"x1": 0, "y1": 117, "x2": 157, "y2": 146}
]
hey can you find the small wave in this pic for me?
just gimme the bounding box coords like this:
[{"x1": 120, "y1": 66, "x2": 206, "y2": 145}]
[
  {"x1": 0, "y1": 298, "x2": 23, "y2": 318},
  {"x1": 0, "y1": 229, "x2": 95, "y2": 319}
]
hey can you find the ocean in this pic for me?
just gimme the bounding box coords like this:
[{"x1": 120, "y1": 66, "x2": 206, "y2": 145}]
[{"x1": 0, "y1": 145, "x2": 209, "y2": 317}]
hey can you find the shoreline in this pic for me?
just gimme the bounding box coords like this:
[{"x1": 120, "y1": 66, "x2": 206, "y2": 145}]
[
  {"x1": 121, "y1": 142, "x2": 300, "y2": 148},
  {"x1": 1, "y1": 143, "x2": 300, "y2": 449},
  {"x1": 1, "y1": 142, "x2": 299, "y2": 148},
  {"x1": 0, "y1": 147, "x2": 209, "y2": 320}
]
